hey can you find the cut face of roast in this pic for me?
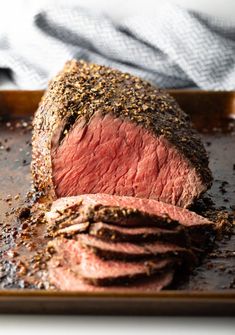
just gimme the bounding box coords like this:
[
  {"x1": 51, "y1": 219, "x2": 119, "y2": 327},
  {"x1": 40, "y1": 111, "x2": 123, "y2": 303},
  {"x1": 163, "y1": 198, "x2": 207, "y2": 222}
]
[
  {"x1": 32, "y1": 60, "x2": 212, "y2": 207},
  {"x1": 51, "y1": 113, "x2": 205, "y2": 207}
]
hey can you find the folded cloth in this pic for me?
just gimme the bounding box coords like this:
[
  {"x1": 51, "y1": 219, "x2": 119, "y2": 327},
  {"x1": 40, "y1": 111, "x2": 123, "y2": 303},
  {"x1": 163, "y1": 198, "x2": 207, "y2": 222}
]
[{"x1": 0, "y1": 2, "x2": 235, "y2": 89}]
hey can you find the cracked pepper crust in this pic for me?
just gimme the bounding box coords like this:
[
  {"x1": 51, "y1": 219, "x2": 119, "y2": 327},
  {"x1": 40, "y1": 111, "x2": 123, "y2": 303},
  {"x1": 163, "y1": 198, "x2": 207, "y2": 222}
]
[{"x1": 31, "y1": 60, "x2": 212, "y2": 200}]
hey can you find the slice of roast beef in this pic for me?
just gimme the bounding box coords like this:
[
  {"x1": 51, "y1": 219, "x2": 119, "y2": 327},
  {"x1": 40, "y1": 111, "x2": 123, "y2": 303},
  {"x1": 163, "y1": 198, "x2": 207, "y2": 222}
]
[
  {"x1": 32, "y1": 60, "x2": 212, "y2": 207},
  {"x1": 55, "y1": 221, "x2": 189, "y2": 247},
  {"x1": 47, "y1": 203, "x2": 180, "y2": 232},
  {"x1": 46, "y1": 194, "x2": 215, "y2": 248},
  {"x1": 76, "y1": 234, "x2": 197, "y2": 265},
  {"x1": 48, "y1": 262, "x2": 174, "y2": 292},
  {"x1": 49, "y1": 238, "x2": 174, "y2": 286},
  {"x1": 89, "y1": 222, "x2": 188, "y2": 246},
  {"x1": 46, "y1": 194, "x2": 213, "y2": 228}
]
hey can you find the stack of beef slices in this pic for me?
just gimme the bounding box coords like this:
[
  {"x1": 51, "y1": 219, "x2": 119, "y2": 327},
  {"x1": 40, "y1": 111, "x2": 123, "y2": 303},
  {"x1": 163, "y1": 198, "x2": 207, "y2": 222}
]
[
  {"x1": 32, "y1": 60, "x2": 216, "y2": 291},
  {"x1": 45, "y1": 195, "x2": 215, "y2": 291}
]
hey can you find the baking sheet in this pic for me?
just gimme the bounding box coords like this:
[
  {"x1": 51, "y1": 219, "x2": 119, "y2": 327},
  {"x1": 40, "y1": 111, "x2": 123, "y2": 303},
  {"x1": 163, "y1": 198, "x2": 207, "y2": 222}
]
[{"x1": 0, "y1": 90, "x2": 234, "y2": 315}]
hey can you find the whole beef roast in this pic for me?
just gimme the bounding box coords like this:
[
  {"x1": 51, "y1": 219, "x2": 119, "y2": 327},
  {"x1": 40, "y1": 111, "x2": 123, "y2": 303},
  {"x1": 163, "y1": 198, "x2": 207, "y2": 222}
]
[
  {"x1": 32, "y1": 60, "x2": 212, "y2": 207},
  {"x1": 45, "y1": 194, "x2": 215, "y2": 249}
]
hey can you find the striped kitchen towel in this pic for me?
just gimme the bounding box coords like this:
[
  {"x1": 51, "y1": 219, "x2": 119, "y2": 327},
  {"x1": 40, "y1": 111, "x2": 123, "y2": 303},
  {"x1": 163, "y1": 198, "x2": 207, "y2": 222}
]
[{"x1": 0, "y1": 2, "x2": 235, "y2": 89}]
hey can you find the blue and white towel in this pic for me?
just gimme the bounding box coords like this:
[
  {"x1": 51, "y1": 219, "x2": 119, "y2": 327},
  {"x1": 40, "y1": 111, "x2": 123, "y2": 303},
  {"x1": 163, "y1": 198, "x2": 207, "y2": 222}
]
[{"x1": 0, "y1": 2, "x2": 235, "y2": 89}]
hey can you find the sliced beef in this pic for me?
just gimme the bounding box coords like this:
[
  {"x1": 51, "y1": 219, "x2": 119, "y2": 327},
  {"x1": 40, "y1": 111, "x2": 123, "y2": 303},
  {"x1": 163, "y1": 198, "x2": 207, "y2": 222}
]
[
  {"x1": 47, "y1": 203, "x2": 180, "y2": 231},
  {"x1": 48, "y1": 263, "x2": 174, "y2": 292},
  {"x1": 55, "y1": 221, "x2": 188, "y2": 247},
  {"x1": 46, "y1": 194, "x2": 215, "y2": 248},
  {"x1": 47, "y1": 194, "x2": 213, "y2": 228},
  {"x1": 49, "y1": 238, "x2": 173, "y2": 286},
  {"x1": 89, "y1": 222, "x2": 189, "y2": 246},
  {"x1": 32, "y1": 60, "x2": 212, "y2": 207},
  {"x1": 76, "y1": 234, "x2": 197, "y2": 265}
]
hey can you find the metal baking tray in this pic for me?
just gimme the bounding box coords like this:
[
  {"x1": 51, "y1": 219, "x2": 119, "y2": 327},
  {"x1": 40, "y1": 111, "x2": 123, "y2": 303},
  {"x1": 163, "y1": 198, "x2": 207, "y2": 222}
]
[{"x1": 0, "y1": 90, "x2": 234, "y2": 315}]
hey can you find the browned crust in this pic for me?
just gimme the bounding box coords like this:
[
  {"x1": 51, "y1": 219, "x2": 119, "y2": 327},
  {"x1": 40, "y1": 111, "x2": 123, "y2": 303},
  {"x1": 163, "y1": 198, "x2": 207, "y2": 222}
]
[{"x1": 31, "y1": 60, "x2": 212, "y2": 201}]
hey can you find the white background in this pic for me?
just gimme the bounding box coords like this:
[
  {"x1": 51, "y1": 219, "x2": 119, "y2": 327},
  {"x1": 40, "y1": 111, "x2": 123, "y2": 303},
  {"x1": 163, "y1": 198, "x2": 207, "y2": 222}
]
[
  {"x1": 0, "y1": 315, "x2": 234, "y2": 335},
  {"x1": 0, "y1": 0, "x2": 235, "y2": 333}
]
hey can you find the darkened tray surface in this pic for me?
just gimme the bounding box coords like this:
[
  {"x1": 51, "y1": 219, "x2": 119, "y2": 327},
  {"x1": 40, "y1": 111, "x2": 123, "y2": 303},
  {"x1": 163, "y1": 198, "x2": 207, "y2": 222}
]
[{"x1": 0, "y1": 90, "x2": 234, "y2": 315}]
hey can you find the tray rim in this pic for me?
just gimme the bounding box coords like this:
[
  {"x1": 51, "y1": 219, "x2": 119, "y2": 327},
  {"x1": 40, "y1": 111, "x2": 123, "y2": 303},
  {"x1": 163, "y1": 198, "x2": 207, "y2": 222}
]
[
  {"x1": 0, "y1": 289, "x2": 234, "y2": 299},
  {"x1": 0, "y1": 289, "x2": 234, "y2": 316}
]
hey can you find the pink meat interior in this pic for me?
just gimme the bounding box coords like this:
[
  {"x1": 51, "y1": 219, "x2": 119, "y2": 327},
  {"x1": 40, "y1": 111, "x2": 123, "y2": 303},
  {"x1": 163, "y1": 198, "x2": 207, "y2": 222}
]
[
  {"x1": 53, "y1": 239, "x2": 170, "y2": 280},
  {"x1": 51, "y1": 112, "x2": 204, "y2": 207}
]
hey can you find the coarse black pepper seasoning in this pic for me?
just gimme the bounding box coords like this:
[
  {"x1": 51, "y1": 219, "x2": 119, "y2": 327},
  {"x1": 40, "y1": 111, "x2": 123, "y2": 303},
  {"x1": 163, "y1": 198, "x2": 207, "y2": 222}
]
[{"x1": 32, "y1": 60, "x2": 212, "y2": 199}]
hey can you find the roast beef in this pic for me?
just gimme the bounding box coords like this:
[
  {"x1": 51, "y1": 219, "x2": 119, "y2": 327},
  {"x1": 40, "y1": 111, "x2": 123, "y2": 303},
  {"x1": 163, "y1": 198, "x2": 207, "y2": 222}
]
[
  {"x1": 75, "y1": 234, "x2": 197, "y2": 265},
  {"x1": 48, "y1": 238, "x2": 173, "y2": 286},
  {"x1": 47, "y1": 194, "x2": 213, "y2": 227},
  {"x1": 46, "y1": 203, "x2": 180, "y2": 231},
  {"x1": 32, "y1": 60, "x2": 212, "y2": 207},
  {"x1": 53, "y1": 221, "x2": 188, "y2": 246},
  {"x1": 88, "y1": 222, "x2": 188, "y2": 246},
  {"x1": 48, "y1": 263, "x2": 174, "y2": 292},
  {"x1": 45, "y1": 194, "x2": 215, "y2": 248}
]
